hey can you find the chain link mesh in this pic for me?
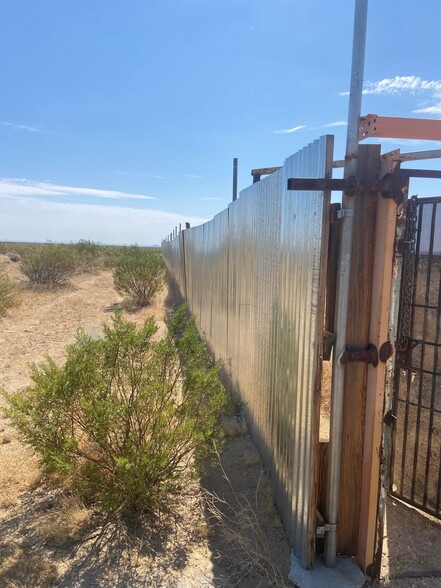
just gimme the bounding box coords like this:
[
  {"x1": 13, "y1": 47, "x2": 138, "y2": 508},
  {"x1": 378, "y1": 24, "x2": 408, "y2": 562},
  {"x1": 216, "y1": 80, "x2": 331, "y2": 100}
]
[{"x1": 396, "y1": 195, "x2": 419, "y2": 352}]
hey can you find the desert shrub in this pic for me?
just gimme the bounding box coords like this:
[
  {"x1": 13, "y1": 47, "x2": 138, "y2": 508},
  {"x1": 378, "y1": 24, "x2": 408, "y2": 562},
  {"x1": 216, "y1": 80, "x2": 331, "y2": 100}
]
[
  {"x1": 72, "y1": 239, "x2": 101, "y2": 273},
  {"x1": 0, "y1": 268, "x2": 22, "y2": 316},
  {"x1": 113, "y1": 246, "x2": 166, "y2": 306},
  {"x1": 7, "y1": 252, "x2": 21, "y2": 263},
  {"x1": 3, "y1": 306, "x2": 228, "y2": 511},
  {"x1": 100, "y1": 245, "x2": 123, "y2": 268},
  {"x1": 21, "y1": 245, "x2": 77, "y2": 288}
]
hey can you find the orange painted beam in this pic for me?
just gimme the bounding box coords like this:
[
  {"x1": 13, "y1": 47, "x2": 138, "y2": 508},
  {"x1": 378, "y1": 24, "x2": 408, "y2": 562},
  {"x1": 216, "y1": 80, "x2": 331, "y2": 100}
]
[{"x1": 359, "y1": 114, "x2": 441, "y2": 141}]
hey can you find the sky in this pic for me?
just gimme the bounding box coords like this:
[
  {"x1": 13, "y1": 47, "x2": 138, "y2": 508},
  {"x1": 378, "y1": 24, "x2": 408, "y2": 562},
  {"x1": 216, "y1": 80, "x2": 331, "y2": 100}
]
[{"x1": 1, "y1": 0, "x2": 440, "y2": 246}]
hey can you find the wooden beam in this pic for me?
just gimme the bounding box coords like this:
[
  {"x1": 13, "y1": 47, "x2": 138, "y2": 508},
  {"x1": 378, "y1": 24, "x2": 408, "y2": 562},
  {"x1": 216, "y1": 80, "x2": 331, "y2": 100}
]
[
  {"x1": 251, "y1": 166, "x2": 282, "y2": 183},
  {"x1": 356, "y1": 187, "x2": 397, "y2": 576},
  {"x1": 359, "y1": 114, "x2": 441, "y2": 141},
  {"x1": 250, "y1": 166, "x2": 282, "y2": 176},
  {"x1": 337, "y1": 144, "x2": 380, "y2": 555}
]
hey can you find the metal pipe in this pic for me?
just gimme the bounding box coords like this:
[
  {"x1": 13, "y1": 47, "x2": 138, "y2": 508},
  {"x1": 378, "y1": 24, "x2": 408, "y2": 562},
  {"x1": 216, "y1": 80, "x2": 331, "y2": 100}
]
[
  {"x1": 324, "y1": 0, "x2": 368, "y2": 568},
  {"x1": 232, "y1": 157, "x2": 238, "y2": 201}
]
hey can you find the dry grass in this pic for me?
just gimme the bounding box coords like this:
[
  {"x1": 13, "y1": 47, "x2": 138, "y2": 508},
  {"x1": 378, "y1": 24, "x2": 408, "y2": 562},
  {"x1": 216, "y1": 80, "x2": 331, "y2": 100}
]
[
  {"x1": 0, "y1": 433, "x2": 40, "y2": 508},
  {"x1": 220, "y1": 415, "x2": 248, "y2": 438},
  {"x1": 0, "y1": 267, "x2": 22, "y2": 317},
  {"x1": 37, "y1": 495, "x2": 91, "y2": 546},
  {"x1": 204, "y1": 454, "x2": 286, "y2": 588},
  {"x1": 0, "y1": 542, "x2": 57, "y2": 587}
]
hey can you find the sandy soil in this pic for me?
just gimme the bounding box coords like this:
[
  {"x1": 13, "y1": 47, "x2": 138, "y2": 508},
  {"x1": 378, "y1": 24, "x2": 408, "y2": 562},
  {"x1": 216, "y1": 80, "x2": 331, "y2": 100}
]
[
  {"x1": 377, "y1": 496, "x2": 441, "y2": 588},
  {"x1": 0, "y1": 255, "x2": 292, "y2": 587}
]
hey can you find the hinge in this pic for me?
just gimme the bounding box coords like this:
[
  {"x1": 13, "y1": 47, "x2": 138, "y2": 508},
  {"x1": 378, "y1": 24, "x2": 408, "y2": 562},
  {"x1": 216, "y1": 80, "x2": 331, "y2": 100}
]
[{"x1": 339, "y1": 343, "x2": 379, "y2": 367}]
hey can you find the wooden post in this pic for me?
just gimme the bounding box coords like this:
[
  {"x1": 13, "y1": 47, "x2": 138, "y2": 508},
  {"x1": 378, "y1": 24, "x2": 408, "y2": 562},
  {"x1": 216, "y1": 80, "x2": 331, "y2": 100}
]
[
  {"x1": 232, "y1": 158, "x2": 238, "y2": 201},
  {"x1": 337, "y1": 144, "x2": 380, "y2": 554},
  {"x1": 355, "y1": 158, "x2": 399, "y2": 576}
]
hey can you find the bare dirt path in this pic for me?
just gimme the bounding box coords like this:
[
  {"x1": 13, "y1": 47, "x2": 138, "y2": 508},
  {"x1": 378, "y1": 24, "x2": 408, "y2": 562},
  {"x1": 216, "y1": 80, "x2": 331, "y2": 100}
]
[{"x1": 0, "y1": 255, "x2": 166, "y2": 399}]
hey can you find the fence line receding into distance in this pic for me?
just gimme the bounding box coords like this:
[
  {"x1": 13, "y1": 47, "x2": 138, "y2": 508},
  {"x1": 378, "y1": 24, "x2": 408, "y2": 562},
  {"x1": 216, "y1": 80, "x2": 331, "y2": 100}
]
[{"x1": 162, "y1": 135, "x2": 334, "y2": 568}]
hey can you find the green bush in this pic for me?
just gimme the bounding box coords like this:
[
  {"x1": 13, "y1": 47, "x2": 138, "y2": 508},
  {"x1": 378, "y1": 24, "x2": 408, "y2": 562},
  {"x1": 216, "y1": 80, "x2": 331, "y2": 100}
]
[
  {"x1": 72, "y1": 239, "x2": 101, "y2": 273},
  {"x1": 21, "y1": 245, "x2": 77, "y2": 288},
  {"x1": 3, "y1": 306, "x2": 227, "y2": 511},
  {"x1": 0, "y1": 268, "x2": 22, "y2": 316},
  {"x1": 113, "y1": 246, "x2": 166, "y2": 306}
]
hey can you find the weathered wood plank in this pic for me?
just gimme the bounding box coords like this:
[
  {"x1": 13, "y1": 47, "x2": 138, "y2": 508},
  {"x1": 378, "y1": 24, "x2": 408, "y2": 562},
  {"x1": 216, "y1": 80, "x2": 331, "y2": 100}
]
[{"x1": 337, "y1": 144, "x2": 380, "y2": 554}]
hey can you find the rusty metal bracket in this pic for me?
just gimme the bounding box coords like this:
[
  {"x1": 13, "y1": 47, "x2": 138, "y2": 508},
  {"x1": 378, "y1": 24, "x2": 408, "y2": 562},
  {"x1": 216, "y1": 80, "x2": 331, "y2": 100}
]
[
  {"x1": 287, "y1": 175, "x2": 394, "y2": 197},
  {"x1": 383, "y1": 410, "x2": 397, "y2": 426},
  {"x1": 380, "y1": 168, "x2": 441, "y2": 205},
  {"x1": 378, "y1": 170, "x2": 404, "y2": 204},
  {"x1": 287, "y1": 177, "x2": 356, "y2": 192},
  {"x1": 379, "y1": 340, "x2": 393, "y2": 363},
  {"x1": 339, "y1": 343, "x2": 379, "y2": 367}
]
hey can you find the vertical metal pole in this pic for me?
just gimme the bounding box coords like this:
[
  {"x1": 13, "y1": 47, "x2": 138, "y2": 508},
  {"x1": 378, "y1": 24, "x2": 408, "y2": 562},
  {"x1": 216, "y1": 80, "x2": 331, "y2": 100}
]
[
  {"x1": 325, "y1": 0, "x2": 368, "y2": 568},
  {"x1": 232, "y1": 157, "x2": 238, "y2": 202}
]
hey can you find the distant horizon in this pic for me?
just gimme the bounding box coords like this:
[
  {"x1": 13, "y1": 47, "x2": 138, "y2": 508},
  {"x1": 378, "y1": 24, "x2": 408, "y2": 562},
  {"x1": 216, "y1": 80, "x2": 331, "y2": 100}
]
[{"x1": 1, "y1": 238, "x2": 161, "y2": 248}]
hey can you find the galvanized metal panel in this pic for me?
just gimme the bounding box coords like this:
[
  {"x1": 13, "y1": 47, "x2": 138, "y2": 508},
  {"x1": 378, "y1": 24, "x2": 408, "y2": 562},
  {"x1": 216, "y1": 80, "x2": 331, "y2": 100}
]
[
  {"x1": 161, "y1": 136, "x2": 333, "y2": 568},
  {"x1": 275, "y1": 136, "x2": 332, "y2": 565}
]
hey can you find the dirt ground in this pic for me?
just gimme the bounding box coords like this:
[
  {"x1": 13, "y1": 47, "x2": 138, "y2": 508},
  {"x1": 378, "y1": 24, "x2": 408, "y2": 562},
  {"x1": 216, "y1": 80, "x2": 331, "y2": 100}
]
[
  {"x1": 377, "y1": 496, "x2": 441, "y2": 588},
  {"x1": 0, "y1": 255, "x2": 292, "y2": 588}
]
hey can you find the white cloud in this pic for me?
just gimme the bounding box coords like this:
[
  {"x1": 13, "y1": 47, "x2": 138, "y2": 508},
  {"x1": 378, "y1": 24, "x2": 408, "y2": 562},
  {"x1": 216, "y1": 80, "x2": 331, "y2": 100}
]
[
  {"x1": 413, "y1": 103, "x2": 441, "y2": 115},
  {"x1": 340, "y1": 76, "x2": 441, "y2": 116},
  {"x1": 0, "y1": 197, "x2": 207, "y2": 246},
  {"x1": 274, "y1": 125, "x2": 307, "y2": 134},
  {"x1": 323, "y1": 120, "x2": 347, "y2": 128},
  {"x1": 183, "y1": 174, "x2": 202, "y2": 179},
  {"x1": 0, "y1": 178, "x2": 157, "y2": 201},
  {"x1": 362, "y1": 76, "x2": 441, "y2": 96},
  {"x1": 274, "y1": 121, "x2": 347, "y2": 135},
  {"x1": 1, "y1": 121, "x2": 43, "y2": 133},
  {"x1": 340, "y1": 76, "x2": 441, "y2": 97}
]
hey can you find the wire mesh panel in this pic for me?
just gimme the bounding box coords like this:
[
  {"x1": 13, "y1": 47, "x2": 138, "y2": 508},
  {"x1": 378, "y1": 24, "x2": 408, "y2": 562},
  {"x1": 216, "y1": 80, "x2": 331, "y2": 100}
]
[
  {"x1": 392, "y1": 196, "x2": 441, "y2": 518},
  {"x1": 161, "y1": 135, "x2": 333, "y2": 567}
]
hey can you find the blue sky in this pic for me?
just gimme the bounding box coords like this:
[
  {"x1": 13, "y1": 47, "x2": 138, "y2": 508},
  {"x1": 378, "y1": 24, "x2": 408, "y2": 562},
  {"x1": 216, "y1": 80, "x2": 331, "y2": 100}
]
[{"x1": 1, "y1": 0, "x2": 440, "y2": 245}]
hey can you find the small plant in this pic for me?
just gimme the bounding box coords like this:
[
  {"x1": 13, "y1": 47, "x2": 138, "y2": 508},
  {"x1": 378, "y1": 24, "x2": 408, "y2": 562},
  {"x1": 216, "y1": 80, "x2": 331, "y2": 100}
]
[
  {"x1": 113, "y1": 246, "x2": 165, "y2": 306},
  {"x1": 7, "y1": 252, "x2": 21, "y2": 263},
  {"x1": 0, "y1": 268, "x2": 22, "y2": 316},
  {"x1": 3, "y1": 306, "x2": 227, "y2": 511},
  {"x1": 21, "y1": 244, "x2": 77, "y2": 288},
  {"x1": 72, "y1": 239, "x2": 101, "y2": 273}
]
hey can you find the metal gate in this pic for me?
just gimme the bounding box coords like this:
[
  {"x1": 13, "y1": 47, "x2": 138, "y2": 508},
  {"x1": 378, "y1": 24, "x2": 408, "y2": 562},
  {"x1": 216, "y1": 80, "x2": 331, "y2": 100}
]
[{"x1": 391, "y1": 195, "x2": 441, "y2": 518}]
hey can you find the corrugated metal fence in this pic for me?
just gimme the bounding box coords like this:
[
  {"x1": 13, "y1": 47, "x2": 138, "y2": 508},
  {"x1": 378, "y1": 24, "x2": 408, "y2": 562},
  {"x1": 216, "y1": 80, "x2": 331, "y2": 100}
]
[{"x1": 162, "y1": 136, "x2": 334, "y2": 567}]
